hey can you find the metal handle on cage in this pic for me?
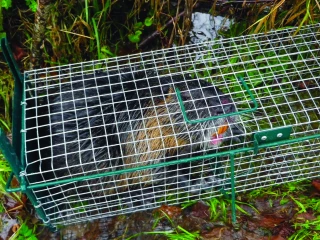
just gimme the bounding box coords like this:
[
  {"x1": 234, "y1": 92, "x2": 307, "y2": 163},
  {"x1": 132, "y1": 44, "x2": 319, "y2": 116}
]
[{"x1": 175, "y1": 76, "x2": 258, "y2": 124}]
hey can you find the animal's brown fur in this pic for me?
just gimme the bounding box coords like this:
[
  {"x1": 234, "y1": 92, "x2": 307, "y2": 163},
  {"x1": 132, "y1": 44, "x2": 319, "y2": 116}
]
[{"x1": 121, "y1": 87, "x2": 188, "y2": 186}]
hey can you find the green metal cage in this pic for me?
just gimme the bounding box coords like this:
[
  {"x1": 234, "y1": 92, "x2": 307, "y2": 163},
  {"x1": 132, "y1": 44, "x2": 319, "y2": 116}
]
[{"x1": 0, "y1": 23, "x2": 319, "y2": 230}]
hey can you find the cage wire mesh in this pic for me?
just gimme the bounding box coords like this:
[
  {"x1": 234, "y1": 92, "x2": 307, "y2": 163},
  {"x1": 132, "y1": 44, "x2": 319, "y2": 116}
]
[{"x1": 22, "y1": 24, "x2": 320, "y2": 226}]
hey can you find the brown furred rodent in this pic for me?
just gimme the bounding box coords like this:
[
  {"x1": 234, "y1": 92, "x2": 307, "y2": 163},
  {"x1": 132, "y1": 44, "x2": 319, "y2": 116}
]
[{"x1": 25, "y1": 69, "x2": 242, "y2": 214}]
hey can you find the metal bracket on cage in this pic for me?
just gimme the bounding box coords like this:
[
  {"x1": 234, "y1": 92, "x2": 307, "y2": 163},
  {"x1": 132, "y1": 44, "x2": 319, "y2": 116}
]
[
  {"x1": 253, "y1": 126, "x2": 293, "y2": 155},
  {"x1": 175, "y1": 76, "x2": 258, "y2": 124}
]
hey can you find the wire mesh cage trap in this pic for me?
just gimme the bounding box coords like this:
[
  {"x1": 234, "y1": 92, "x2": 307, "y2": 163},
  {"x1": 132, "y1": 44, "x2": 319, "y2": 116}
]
[{"x1": 0, "y1": 23, "x2": 319, "y2": 229}]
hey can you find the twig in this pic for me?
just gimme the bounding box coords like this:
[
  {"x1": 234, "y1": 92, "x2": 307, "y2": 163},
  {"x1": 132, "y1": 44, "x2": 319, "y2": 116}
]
[{"x1": 139, "y1": 10, "x2": 185, "y2": 48}]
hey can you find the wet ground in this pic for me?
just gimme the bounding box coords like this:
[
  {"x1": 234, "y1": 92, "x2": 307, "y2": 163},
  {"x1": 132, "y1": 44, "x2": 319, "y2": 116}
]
[{"x1": 1, "y1": 179, "x2": 319, "y2": 240}]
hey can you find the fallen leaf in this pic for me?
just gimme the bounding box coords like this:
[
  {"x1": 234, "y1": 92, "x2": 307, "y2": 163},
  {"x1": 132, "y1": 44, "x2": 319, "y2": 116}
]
[
  {"x1": 12, "y1": 224, "x2": 20, "y2": 233},
  {"x1": 157, "y1": 205, "x2": 182, "y2": 219},
  {"x1": 13, "y1": 44, "x2": 27, "y2": 61},
  {"x1": 202, "y1": 226, "x2": 226, "y2": 239},
  {"x1": 255, "y1": 214, "x2": 286, "y2": 228},
  {"x1": 294, "y1": 212, "x2": 316, "y2": 223},
  {"x1": 271, "y1": 235, "x2": 286, "y2": 240},
  {"x1": 274, "y1": 222, "x2": 295, "y2": 238},
  {"x1": 191, "y1": 201, "x2": 210, "y2": 220},
  {"x1": 311, "y1": 179, "x2": 320, "y2": 192}
]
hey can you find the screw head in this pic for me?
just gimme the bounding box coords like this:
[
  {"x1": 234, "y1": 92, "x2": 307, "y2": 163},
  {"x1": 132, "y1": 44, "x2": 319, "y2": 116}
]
[
  {"x1": 261, "y1": 136, "x2": 267, "y2": 141},
  {"x1": 277, "y1": 133, "x2": 283, "y2": 138}
]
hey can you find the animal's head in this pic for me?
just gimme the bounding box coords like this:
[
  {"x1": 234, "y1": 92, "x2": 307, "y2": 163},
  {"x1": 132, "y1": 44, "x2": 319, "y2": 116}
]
[{"x1": 176, "y1": 79, "x2": 242, "y2": 149}]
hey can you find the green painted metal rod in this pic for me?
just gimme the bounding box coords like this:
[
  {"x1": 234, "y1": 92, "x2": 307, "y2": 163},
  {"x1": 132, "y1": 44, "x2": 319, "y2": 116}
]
[
  {"x1": 6, "y1": 131, "x2": 320, "y2": 192},
  {"x1": 176, "y1": 76, "x2": 259, "y2": 124}
]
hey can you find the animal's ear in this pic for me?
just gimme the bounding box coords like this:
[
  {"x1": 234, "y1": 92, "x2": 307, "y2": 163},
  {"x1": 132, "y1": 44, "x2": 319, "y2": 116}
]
[{"x1": 162, "y1": 85, "x2": 172, "y2": 95}]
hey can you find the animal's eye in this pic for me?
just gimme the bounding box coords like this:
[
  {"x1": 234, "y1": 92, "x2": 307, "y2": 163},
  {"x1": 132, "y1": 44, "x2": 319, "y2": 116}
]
[
  {"x1": 223, "y1": 103, "x2": 236, "y2": 113},
  {"x1": 215, "y1": 106, "x2": 225, "y2": 115},
  {"x1": 221, "y1": 99, "x2": 230, "y2": 104}
]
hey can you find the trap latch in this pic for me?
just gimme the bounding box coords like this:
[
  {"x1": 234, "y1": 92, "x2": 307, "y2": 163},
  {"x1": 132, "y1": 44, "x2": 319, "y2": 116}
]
[{"x1": 253, "y1": 126, "x2": 293, "y2": 154}]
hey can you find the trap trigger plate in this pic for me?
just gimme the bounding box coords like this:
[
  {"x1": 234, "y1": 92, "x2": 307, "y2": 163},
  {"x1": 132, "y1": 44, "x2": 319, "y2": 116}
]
[{"x1": 253, "y1": 126, "x2": 293, "y2": 154}]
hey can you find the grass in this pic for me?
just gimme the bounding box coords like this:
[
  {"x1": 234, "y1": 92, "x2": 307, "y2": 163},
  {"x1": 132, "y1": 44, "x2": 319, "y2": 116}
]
[
  {"x1": 0, "y1": 66, "x2": 17, "y2": 205},
  {"x1": 249, "y1": 181, "x2": 320, "y2": 240},
  {"x1": 7, "y1": 0, "x2": 318, "y2": 67},
  {"x1": 0, "y1": 66, "x2": 13, "y2": 132},
  {"x1": 206, "y1": 197, "x2": 259, "y2": 222},
  {"x1": 290, "y1": 217, "x2": 320, "y2": 240},
  {"x1": 17, "y1": 0, "x2": 177, "y2": 65},
  {"x1": 128, "y1": 227, "x2": 200, "y2": 240},
  {"x1": 0, "y1": 151, "x2": 23, "y2": 207},
  {"x1": 214, "y1": 0, "x2": 319, "y2": 37},
  {"x1": 123, "y1": 180, "x2": 319, "y2": 239},
  {"x1": 10, "y1": 222, "x2": 38, "y2": 240},
  {"x1": 0, "y1": 153, "x2": 11, "y2": 195},
  {"x1": 127, "y1": 211, "x2": 201, "y2": 240}
]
